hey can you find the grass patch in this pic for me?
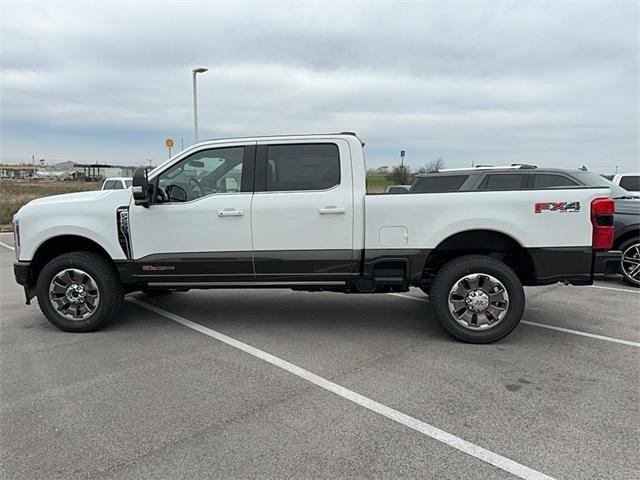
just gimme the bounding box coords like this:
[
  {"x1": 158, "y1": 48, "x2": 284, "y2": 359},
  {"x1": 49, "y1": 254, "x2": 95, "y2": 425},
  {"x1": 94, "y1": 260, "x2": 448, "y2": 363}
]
[
  {"x1": 366, "y1": 175, "x2": 394, "y2": 193},
  {"x1": 0, "y1": 181, "x2": 101, "y2": 225}
]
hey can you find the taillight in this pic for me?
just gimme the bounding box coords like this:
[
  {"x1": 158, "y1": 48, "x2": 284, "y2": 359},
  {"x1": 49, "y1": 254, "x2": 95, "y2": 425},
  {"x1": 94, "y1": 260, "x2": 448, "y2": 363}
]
[{"x1": 591, "y1": 197, "x2": 615, "y2": 250}]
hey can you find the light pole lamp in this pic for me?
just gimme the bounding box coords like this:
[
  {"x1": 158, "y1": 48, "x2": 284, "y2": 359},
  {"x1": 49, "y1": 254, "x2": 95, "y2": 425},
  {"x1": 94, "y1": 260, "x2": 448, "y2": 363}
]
[{"x1": 192, "y1": 67, "x2": 208, "y2": 143}]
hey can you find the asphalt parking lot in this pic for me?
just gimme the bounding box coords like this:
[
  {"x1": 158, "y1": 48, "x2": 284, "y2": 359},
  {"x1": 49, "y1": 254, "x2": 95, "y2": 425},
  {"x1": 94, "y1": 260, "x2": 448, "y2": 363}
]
[{"x1": 1, "y1": 232, "x2": 638, "y2": 480}]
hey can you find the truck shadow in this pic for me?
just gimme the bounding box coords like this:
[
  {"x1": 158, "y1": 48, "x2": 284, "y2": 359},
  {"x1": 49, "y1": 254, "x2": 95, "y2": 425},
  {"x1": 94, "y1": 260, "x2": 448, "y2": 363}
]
[
  {"x1": 113, "y1": 288, "x2": 532, "y2": 349},
  {"x1": 117, "y1": 289, "x2": 441, "y2": 339}
]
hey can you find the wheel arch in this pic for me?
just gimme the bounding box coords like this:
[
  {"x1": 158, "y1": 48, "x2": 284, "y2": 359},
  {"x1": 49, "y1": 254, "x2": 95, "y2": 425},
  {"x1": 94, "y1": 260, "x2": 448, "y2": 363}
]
[
  {"x1": 28, "y1": 235, "x2": 115, "y2": 290},
  {"x1": 423, "y1": 229, "x2": 536, "y2": 285}
]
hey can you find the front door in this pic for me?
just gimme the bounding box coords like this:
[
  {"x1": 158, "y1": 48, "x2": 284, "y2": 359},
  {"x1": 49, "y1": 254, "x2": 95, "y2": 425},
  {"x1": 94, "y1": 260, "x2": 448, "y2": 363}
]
[
  {"x1": 251, "y1": 140, "x2": 355, "y2": 281},
  {"x1": 128, "y1": 143, "x2": 255, "y2": 283}
]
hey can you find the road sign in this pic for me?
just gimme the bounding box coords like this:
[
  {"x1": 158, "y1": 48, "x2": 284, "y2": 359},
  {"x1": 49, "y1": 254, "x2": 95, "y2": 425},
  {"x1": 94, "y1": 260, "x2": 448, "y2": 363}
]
[{"x1": 165, "y1": 138, "x2": 174, "y2": 148}]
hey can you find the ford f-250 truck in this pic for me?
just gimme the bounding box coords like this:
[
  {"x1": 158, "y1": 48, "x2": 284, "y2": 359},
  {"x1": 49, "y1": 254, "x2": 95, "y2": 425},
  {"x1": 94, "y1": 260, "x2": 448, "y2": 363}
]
[{"x1": 12, "y1": 133, "x2": 616, "y2": 343}]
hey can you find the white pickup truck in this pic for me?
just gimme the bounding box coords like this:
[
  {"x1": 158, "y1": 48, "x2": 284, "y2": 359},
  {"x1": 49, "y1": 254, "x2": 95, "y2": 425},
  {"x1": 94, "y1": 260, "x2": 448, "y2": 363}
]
[{"x1": 12, "y1": 133, "x2": 616, "y2": 343}]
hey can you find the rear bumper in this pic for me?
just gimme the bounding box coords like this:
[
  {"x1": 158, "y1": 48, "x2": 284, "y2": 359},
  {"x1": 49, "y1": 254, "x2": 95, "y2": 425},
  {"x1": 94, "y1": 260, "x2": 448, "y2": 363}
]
[{"x1": 593, "y1": 250, "x2": 622, "y2": 278}]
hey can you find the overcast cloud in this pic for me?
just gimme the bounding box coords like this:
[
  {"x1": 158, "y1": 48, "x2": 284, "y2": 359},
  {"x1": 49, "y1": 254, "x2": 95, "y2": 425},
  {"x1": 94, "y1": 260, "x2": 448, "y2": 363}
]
[{"x1": 1, "y1": 0, "x2": 638, "y2": 172}]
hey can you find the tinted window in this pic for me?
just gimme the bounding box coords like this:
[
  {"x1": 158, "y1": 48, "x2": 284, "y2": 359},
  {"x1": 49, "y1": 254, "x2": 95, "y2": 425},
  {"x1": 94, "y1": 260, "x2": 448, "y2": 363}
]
[
  {"x1": 266, "y1": 144, "x2": 340, "y2": 191},
  {"x1": 479, "y1": 174, "x2": 525, "y2": 190},
  {"x1": 158, "y1": 147, "x2": 245, "y2": 201},
  {"x1": 124, "y1": 179, "x2": 132, "y2": 187},
  {"x1": 533, "y1": 174, "x2": 577, "y2": 188},
  {"x1": 411, "y1": 175, "x2": 468, "y2": 193},
  {"x1": 103, "y1": 180, "x2": 116, "y2": 190},
  {"x1": 112, "y1": 181, "x2": 124, "y2": 190},
  {"x1": 619, "y1": 175, "x2": 640, "y2": 191}
]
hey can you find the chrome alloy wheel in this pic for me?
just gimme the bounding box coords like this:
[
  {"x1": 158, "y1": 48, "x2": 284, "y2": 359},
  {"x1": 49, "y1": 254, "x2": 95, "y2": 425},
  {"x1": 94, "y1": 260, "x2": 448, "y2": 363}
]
[
  {"x1": 48, "y1": 268, "x2": 100, "y2": 321},
  {"x1": 448, "y1": 273, "x2": 509, "y2": 330},
  {"x1": 621, "y1": 242, "x2": 640, "y2": 285}
]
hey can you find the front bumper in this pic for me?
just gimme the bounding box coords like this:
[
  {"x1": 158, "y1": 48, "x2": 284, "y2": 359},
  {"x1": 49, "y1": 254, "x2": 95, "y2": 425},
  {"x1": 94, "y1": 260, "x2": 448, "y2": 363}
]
[
  {"x1": 13, "y1": 261, "x2": 35, "y2": 304},
  {"x1": 593, "y1": 250, "x2": 622, "y2": 278},
  {"x1": 13, "y1": 261, "x2": 30, "y2": 286}
]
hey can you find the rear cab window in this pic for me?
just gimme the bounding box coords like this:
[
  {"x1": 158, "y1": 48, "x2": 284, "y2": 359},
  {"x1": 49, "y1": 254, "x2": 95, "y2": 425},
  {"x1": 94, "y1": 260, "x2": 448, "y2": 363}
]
[{"x1": 265, "y1": 144, "x2": 340, "y2": 192}]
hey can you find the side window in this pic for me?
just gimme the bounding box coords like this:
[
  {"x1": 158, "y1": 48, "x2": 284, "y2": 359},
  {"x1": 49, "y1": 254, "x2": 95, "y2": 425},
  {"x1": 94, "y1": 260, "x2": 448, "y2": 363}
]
[
  {"x1": 265, "y1": 144, "x2": 340, "y2": 191},
  {"x1": 533, "y1": 174, "x2": 577, "y2": 189},
  {"x1": 479, "y1": 174, "x2": 525, "y2": 190},
  {"x1": 103, "y1": 180, "x2": 116, "y2": 190},
  {"x1": 619, "y1": 175, "x2": 640, "y2": 191},
  {"x1": 112, "y1": 181, "x2": 124, "y2": 190},
  {"x1": 411, "y1": 175, "x2": 468, "y2": 193},
  {"x1": 157, "y1": 146, "x2": 245, "y2": 202}
]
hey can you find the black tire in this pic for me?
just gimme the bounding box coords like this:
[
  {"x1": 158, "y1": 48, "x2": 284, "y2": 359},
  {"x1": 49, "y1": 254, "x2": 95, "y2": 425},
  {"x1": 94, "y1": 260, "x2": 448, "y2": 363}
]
[
  {"x1": 430, "y1": 255, "x2": 525, "y2": 343},
  {"x1": 619, "y1": 238, "x2": 640, "y2": 288},
  {"x1": 36, "y1": 252, "x2": 124, "y2": 332}
]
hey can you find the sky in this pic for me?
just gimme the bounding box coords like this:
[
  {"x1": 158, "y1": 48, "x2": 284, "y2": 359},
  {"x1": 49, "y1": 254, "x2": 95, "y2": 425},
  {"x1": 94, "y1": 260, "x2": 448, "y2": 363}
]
[{"x1": 1, "y1": 0, "x2": 638, "y2": 173}]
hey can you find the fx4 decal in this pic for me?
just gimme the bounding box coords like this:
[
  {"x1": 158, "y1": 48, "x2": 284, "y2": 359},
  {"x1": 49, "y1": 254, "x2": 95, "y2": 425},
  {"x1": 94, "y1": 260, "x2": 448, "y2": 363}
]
[{"x1": 534, "y1": 202, "x2": 581, "y2": 214}]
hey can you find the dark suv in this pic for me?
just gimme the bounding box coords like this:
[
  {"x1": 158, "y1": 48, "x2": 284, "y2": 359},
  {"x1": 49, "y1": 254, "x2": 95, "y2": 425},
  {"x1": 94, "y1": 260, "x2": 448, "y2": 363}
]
[{"x1": 409, "y1": 166, "x2": 640, "y2": 287}]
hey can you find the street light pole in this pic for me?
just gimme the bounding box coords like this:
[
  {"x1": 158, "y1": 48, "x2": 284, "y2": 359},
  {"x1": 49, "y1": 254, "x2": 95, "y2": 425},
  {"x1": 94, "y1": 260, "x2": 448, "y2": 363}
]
[{"x1": 192, "y1": 67, "x2": 208, "y2": 143}]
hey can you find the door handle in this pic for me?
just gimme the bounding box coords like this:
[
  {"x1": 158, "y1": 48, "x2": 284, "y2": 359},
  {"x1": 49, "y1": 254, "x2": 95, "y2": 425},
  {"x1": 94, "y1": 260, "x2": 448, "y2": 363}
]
[
  {"x1": 318, "y1": 206, "x2": 346, "y2": 215},
  {"x1": 218, "y1": 208, "x2": 244, "y2": 217}
]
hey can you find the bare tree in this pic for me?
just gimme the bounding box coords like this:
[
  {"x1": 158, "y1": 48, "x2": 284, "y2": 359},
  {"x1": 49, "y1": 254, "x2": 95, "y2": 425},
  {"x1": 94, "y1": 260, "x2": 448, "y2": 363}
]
[{"x1": 415, "y1": 158, "x2": 445, "y2": 174}]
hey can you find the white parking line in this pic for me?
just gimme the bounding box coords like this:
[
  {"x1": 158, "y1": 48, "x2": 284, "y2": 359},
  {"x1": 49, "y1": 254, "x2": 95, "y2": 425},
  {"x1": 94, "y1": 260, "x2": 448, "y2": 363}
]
[
  {"x1": 520, "y1": 320, "x2": 640, "y2": 348},
  {"x1": 0, "y1": 241, "x2": 15, "y2": 251},
  {"x1": 128, "y1": 296, "x2": 555, "y2": 480},
  {"x1": 586, "y1": 284, "x2": 638, "y2": 294},
  {"x1": 387, "y1": 293, "x2": 640, "y2": 348},
  {"x1": 388, "y1": 292, "x2": 425, "y2": 302}
]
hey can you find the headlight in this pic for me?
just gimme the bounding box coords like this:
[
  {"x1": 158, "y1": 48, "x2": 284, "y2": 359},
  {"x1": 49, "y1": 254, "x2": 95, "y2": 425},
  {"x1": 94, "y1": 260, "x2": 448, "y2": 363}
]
[{"x1": 12, "y1": 216, "x2": 20, "y2": 259}]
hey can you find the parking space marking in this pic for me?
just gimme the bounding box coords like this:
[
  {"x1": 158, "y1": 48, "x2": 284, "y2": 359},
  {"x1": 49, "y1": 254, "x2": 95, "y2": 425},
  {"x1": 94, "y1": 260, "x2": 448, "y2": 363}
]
[
  {"x1": 520, "y1": 320, "x2": 640, "y2": 347},
  {"x1": 0, "y1": 241, "x2": 15, "y2": 251},
  {"x1": 127, "y1": 296, "x2": 555, "y2": 480},
  {"x1": 387, "y1": 293, "x2": 640, "y2": 348},
  {"x1": 388, "y1": 292, "x2": 426, "y2": 302},
  {"x1": 585, "y1": 284, "x2": 639, "y2": 294}
]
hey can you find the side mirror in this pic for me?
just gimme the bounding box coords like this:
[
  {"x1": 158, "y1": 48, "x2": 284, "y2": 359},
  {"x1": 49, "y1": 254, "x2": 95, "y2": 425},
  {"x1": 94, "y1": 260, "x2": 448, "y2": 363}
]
[
  {"x1": 166, "y1": 184, "x2": 187, "y2": 202},
  {"x1": 225, "y1": 177, "x2": 239, "y2": 192},
  {"x1": 132, "y1": 167, "x2": 150, "y2": 207}
]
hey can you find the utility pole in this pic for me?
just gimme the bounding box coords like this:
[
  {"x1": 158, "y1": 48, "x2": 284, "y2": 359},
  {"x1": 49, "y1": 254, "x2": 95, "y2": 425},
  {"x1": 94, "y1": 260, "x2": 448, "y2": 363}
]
[
  {"x1": 400, "y1": 150, "x2": 406, "y2": 184},
  {"x1": 192, "y1": 67, "x2": 208, "y2": 143}
]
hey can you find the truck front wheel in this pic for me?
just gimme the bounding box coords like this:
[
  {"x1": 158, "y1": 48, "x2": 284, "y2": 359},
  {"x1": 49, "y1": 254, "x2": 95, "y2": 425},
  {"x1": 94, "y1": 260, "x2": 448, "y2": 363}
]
[
  {"x1": 430, "y1": 255, "x2": 525, "y2": 343},
  {"x1": 36, "y1": 252, "x2": 124, "y2": 332}
]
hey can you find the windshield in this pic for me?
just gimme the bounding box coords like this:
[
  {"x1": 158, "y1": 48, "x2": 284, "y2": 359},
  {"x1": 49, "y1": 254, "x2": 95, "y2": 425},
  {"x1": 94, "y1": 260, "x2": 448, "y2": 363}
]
[{"x1": 573, "y1": 172, "x2": 635, "y2": 198}]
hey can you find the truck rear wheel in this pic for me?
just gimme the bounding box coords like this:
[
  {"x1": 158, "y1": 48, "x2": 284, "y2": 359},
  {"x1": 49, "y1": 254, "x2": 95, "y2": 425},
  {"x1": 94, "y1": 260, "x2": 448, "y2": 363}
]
[
  {"x1": 430, "y1": 255, "x2": 525, "y2": 343},
  {"x1": 36, "y1": 252, "x2": 124, "y2": 332}
]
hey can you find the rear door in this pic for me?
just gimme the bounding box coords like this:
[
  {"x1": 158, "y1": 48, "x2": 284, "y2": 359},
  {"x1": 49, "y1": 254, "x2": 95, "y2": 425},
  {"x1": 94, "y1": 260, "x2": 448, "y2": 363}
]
[{"x1": 251, "y1": 139, "x2": 356, "y2": 281}]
